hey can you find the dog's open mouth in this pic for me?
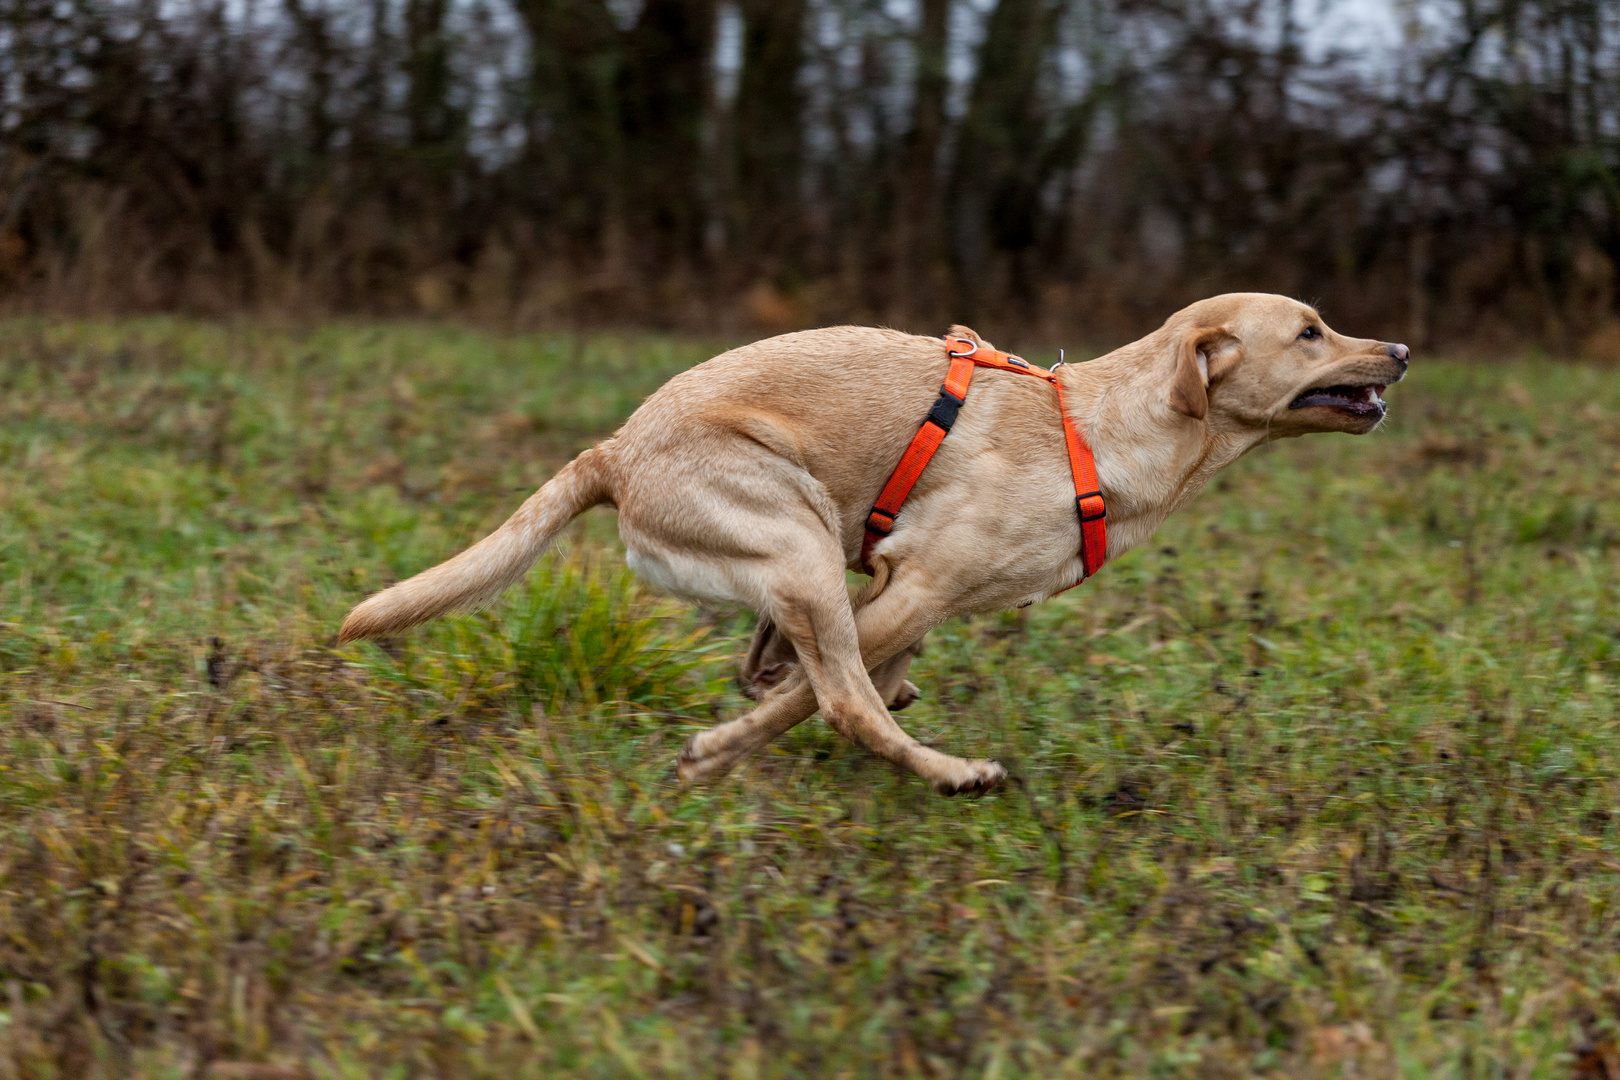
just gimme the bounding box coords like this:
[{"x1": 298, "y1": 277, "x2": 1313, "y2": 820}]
[{"x1": 1288, "y1": 383, "x2": 1387, "y2": 417}]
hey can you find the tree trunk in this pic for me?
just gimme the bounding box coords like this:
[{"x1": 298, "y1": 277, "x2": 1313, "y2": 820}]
[
  {"x1": 514, "y1": 0, "x2": 622, "y2": 257},
  {"x1": 618, "y1": 0, "x2": 716, "y2": 278},
  {"x1": 949, "y1": 0, "x2": 1059, "y2": 321},
  {"x1": 895, "y1": 0, "x2": 949, "y2": 325},
  {"x1": 733, "y1": 0, "x2": 805, "y2": 280}
]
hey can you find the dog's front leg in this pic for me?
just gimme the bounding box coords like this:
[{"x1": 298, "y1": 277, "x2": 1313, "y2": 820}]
[
  {"x1": 739, "y1": 616, "x2": 797, "y2": 700},
  {"x1": 868, "y1": 637, "x2": 924, "y2": 711},
  {"x1": 678, "y1": 668, "x2": 817, "y2": 783},
  {"x1": 742, "y1": 616, "x2": 924, "y2": 711}
]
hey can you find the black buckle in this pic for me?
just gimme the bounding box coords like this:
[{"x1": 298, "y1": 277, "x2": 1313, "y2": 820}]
[
  {"x1": 1076, "y1": 491, "x2": 1106, "y2": 522},
  {"x1": 925, "y1": 388, "x2": 965, "y2": 432},
  {"x1": 866, "y1": 508, "x2": 895, "y2": 535}
]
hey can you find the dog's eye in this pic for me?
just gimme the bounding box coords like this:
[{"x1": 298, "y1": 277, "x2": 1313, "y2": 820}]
[{"x1": 1299, "y1": 326, "x2": 1321, "y2": 341}]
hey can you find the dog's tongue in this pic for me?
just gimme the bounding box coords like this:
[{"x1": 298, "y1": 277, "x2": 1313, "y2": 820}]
[{"x1": 1290, "y1": 385, "x2": 1384, "y2": 415}]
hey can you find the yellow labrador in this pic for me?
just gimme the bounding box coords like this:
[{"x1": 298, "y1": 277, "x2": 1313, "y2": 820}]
[{"x1": 339, "y1": 293, "x2": 1408, "y2": 793}]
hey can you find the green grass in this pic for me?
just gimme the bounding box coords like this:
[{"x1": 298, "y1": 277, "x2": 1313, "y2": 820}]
[{"x1": 2, "y1": 318, "x2": 1620, "y2": 1078}]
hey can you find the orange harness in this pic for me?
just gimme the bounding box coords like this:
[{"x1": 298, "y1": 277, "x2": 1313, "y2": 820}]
[{"x1": 860, "y1": 334, "x2": 1108, "y2": 592}]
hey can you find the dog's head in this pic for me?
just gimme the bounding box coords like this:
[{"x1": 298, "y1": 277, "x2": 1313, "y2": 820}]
[{"x1": 1164, "y1": 293, "x2": 1409, "y2": 437}]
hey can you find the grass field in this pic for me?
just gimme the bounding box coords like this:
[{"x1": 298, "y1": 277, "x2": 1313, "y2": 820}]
[{"x1": 2, "y1": 319, "x2": 1620, "y2": 1078}]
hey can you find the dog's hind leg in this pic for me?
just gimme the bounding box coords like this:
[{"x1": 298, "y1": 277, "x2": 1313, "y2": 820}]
[
  {"x1": 620, "y1": 437, "x2": 992, "y2": 791},
  {"x1": 680, "y1": 568, "x2": 999, "y2": 793}
]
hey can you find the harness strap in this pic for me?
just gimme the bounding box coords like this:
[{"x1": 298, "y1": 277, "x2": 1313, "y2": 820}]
[
  {"x1": 1054, "y1": 378, "x2": 1108, "y2": 581},
  {"x1": 860, "y1": 352, "x2": 978, "y2": 569},
  {"x1": 859, "y1": 335, "x2": 1109, "y2": 593}
]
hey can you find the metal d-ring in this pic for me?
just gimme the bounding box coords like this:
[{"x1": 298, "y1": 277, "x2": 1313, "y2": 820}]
[{"x1": 947, "y1": 335, "x2": 979, "y2": 358}]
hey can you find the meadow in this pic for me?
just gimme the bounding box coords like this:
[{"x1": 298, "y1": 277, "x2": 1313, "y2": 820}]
[{"x1": 1, "y1": 319, "x2": 1619, "y2": 1078}]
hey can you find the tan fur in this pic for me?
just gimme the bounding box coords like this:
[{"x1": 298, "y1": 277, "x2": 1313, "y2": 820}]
[{"x1": 338, "y1": 294, "x2": 1407, "y2": 793}]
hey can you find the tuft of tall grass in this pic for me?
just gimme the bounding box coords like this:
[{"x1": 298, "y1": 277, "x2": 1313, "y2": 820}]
[
  {"x1": 344, "y1": 551, "x2": 736, "y2": 735},
  {"x1": 500, "y1": 554, "x2": 722, "y2": 712}
]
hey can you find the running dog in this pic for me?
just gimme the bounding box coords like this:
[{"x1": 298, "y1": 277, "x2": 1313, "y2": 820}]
[{"x1": 339, "y1": 293, "x2": 1408, "y2": 793}]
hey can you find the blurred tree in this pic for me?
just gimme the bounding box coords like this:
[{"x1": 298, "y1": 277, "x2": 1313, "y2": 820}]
[
  {"x1": 405, "y1": 0, "x2": 458, "y2": 152},
  {"x1": 618, "y1": 0, "x2": 716, "y2": 274},
  {"x1": 949, "y1": 0, "x2": 1065, "y2": 319},
  {"x1": 515, "y1": 0, "x2": 622, "y2": 257},
  {"x1": 733, "y1": 0, "x2": 805, "y2": 279},
  {"x1": 896, "y1": 0, "x2": 949, "y2": 320},
  {"x1": 0, "y1": 0, "x2": 1615, "y2": 343}
]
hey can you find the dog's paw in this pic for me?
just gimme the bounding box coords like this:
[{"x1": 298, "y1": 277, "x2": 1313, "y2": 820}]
[
  {"x1": 933, "y1": 759, "x2": 1007, "y2": 796},
  {"x1": 887, "y1": 679, "x2": 921, "y2": 712},
  {"x1": 676, "y1": 734, "x2": 737, "y2": 784},
  {"x1": 675, "y1": 736, "x2": 710, "y2": 783}
]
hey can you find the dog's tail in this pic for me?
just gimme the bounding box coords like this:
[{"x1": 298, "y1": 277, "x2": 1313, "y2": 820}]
[{"x1": 337, "y1": 444, "x2": 614, "y2": 643}]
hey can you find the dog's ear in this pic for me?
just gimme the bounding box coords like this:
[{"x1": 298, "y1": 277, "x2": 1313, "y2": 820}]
[{"x1": 1170, "y1": 326, "x2": 1238, "y2": 420}]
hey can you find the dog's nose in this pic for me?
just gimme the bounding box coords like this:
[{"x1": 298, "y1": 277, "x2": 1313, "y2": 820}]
[{"x1": 1386, "y1": 342, "x2": 1410, "y2": 365}]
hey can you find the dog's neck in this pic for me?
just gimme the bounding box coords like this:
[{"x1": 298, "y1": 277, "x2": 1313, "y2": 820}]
[{"x1": 1059, "y1": 338, "x2": 1267, "y2": 561}]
